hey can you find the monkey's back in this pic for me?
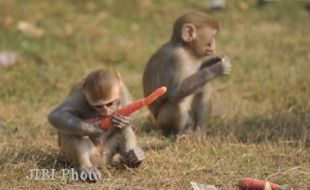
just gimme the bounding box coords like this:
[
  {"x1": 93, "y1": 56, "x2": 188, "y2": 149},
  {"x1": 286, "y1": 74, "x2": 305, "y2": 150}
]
[{"x1": 143, "y1": 43, "x2": 185, "y2": 118}]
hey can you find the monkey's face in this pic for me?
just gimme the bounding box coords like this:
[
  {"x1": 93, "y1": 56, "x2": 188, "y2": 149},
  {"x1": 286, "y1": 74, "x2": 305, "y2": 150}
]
[
  {"x1": 192, "y1": 27, "x2": 217, "y2": 57},
  {"x1": 86, "y1": 86, "x2": 121, "y2": 117},
  {"x1": 91, "y1": 98, "x2": 120, "y2": 117}
]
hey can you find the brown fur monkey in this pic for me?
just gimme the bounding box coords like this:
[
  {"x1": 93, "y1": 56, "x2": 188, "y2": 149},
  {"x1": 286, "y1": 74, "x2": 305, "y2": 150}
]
[
  {"x1": 143, "y1": 11, "x2": 232, "y2": 136},
  {"x1": 48, "y1": 69, "x2": 145, "y2": 182}
]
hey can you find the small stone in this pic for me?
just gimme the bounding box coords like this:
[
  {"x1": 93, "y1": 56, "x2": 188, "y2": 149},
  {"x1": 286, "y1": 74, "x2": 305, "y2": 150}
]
[
  {"x1": 205, "y1": 0, "x2": 225, "y2": 12},
  {"x1": 0, "y1": 51, "x2": 17, "y2": 67},
  {"x1": 191, "y1": 182, "x2": 218, "y2": 190},
  {"x1": 17, "y1": 21, "x2": 44, "y2": 37}
]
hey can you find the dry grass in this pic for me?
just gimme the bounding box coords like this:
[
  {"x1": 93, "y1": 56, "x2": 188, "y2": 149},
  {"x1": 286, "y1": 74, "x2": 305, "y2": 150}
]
[{"x1": 0, "y1": 0, "x2": 309, "y2": 189}]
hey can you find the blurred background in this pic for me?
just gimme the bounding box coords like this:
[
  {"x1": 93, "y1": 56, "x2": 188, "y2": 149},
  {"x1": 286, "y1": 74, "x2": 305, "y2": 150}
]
[{"x1": 0, "y1": 0, "x2": 309, "y2": 189}]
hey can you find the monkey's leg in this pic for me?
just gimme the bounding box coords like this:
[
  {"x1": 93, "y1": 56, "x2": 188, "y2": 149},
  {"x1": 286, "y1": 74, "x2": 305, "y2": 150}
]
[
  {"x1": 156, "y1": 96, "x2": 195, "y2": 136},
  {"x1": 115, "y1": 127, "x2": 145, "y2": 168},
  {"x1": 60, "y1": 135, "x2": 102, "y2": 182},
  {"x1": 192, "y1": 83, "x2": 213, "y2": 135}
]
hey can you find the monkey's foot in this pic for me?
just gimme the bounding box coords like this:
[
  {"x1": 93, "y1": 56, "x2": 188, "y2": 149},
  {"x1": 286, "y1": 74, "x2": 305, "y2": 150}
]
[
  {"x1": 176, "y1": 120, "x2": 196, "y2": 139},
  {"x1": 176, "y1": 133, "x2": 188, "y2": 141},
  {"x1": 176, "y1": 124, "x2": 204, "y2": 141},
  {"x1": 125, "y1": 147, "x2": 145, "y2": 168},
  {"x1": 111, "y1": 153, "x2": 123, "y2": 165},
  {"x1": 79, "y1": 166, "x2": 102, "y2": 183}
]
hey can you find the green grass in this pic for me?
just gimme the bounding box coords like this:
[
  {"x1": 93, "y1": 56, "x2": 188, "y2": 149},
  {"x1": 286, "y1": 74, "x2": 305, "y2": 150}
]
[{"x1": 0, "y1": 0, "x2": 309, "y2": 189}]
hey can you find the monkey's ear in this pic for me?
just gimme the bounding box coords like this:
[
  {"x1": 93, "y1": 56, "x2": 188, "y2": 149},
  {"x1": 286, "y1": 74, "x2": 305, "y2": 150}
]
[
  {"x1": 181, "y1": 23, "x2": 196, "y2": 42},
  {"x1": 116, "y1": 71, "x2": 122, "y2": 81},
  {"x1": 81, "y1": 77, "x2": 87, "y2": 88},
  {"x1": 116, "y1": 71, "x2": 125, "y2": 87}
]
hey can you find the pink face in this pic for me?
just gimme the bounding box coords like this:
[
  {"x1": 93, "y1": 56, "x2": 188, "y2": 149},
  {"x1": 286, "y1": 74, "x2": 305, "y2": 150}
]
[
  {"x1": 192, "y1": 27, "x2": 217, "y2": 57},
  {"x1": 91, "y1": 98, "x2": 120, "y2": 117},
  {"x1": 87, "y1": 86, "x2": 121, "y2": 117}
]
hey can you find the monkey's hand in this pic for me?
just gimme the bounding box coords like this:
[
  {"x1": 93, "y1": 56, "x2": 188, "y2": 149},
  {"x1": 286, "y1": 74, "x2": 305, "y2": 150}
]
[
  {"x1": 111, "y1": 115, "x2": 132, "y2": 129},
  {"x1": 125, "y1": 147, "x2": 145, "y2": 168},
  {"x1": 209, "y1": 56, "x2": 232, "y2": 76},
  {"x1": 79, "y1": 166, "x2": 102, "y2": 183},
  {"x1": 220, "y1": 56, "x2": 232, "y2": 75},
  {"x1": 220, "y1": 56, "x2": 231, "y2": 75}
]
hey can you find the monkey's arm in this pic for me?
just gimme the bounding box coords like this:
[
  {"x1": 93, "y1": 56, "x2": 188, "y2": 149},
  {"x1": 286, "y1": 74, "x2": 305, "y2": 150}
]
[
  {"x1": 48, "y1": 109, "x2": 102, "y2": 136},
  {"x1": 170, "y1": 58, "x2": 231, "y2": 103},
  {"x1": 199, "y1": 56, "x2": 222, "y2": 69},
  {"x1": 48, "y1": 93, "x2": 102, "y2": 136}
]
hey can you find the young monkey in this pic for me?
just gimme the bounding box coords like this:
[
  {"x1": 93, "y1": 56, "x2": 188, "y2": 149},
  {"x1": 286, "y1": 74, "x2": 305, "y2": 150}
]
[
  {"x1": 48, "y1": 69, "x2": 145, "y2": 182},
  {"x1": 143, "y1": 11, "x2": 232, "y2": 136}
]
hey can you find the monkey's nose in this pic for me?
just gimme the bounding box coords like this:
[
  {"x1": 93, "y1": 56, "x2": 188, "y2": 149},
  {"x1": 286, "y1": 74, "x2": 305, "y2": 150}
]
[
  {"x1": 105, "y1": 109, "x2": 114, "y2": 116},
  {"x1": 98, "y1": 109, "x2": 108, "y2": 116}
]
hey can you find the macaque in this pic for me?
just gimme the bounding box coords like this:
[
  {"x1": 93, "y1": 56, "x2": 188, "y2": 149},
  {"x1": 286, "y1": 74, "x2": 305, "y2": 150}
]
[
  {"x1": 48, "y1": 69, "x2": 145, "y2": 182},
  {"x1": 143, "y1": 11, "x2": 232, "y2": 136}
]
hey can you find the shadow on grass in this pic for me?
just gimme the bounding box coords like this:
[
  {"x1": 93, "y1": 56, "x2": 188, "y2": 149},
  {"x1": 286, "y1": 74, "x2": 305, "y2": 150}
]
[
  {"x1": 37, "y1": 154, "x2": 72, "y2": 170},
  {"x1": 0, "y1": 146, "x2": 72, "y2": 170},
  {"x1": 0, "y1": 145, "x2": 141, "y2": 172},
  {"x1": 208, "y1": 112, "x2": 309, "y2": 144},
  {"x1": 139, "y1": 112, "x2": 309, "y2": 144}
]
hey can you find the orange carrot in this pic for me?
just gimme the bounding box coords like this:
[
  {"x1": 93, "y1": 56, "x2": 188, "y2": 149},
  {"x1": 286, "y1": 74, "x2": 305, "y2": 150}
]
[
  {"x1": 89, "y1": 86, "x2": 167, "y2": 129},
  {"x1": 239, "y1": 178, "x2": 280, "y2": 190}
]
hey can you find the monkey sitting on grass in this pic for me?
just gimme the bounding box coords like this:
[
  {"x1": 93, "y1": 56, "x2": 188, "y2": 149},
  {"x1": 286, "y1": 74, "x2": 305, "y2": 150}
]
[
  {"x1": 143, "y1": 11, "x2": 232, "y2": 137},
  {"x1": 48, "y1": 69, "x2": 145, "y2": 182}
]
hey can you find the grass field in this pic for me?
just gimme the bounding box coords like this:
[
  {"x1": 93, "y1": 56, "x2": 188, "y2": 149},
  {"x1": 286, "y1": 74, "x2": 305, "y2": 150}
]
[{"x1": 0, "y1": 0, "x2": 309, "y2": 189}]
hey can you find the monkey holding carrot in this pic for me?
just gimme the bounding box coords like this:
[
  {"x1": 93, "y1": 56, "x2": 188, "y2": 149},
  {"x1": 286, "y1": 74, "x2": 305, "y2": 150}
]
[{"x1": 48, "y1": 69, "x2": 145, "y2": 182}]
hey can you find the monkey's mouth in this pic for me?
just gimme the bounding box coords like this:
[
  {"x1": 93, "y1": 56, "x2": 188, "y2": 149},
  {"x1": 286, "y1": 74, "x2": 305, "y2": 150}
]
[
  {"x1": 205, "y1": 50, "x2": 215, "y2": 55},
  {"x1": 99, "y1": 113, "x2": 111, "y2": 117}
]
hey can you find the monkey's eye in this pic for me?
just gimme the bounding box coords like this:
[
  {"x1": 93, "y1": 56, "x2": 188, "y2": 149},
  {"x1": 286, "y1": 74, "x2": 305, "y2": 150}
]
[
  {"x1": 92, "y1": 99, "x2": 120, "y2": 110},
  {"x1": 106, "y1": 99, "x2": 120, "y2": 107},
  {"x1": 105, "y1": 102, "x2": 114, "y2": 107},
  {"x1": 94, "y1": 105, "x2": 104, "y2": 109}
]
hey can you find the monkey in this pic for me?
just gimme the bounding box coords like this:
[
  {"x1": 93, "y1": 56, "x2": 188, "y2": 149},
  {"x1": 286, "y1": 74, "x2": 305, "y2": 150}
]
[
  {"x1": 48, "y1": 69, "x2": 145, "y2": 182},
  {"x1": 143, "y1": 11, "x2": 232, "y2": 137},
  {"x1": 306, "y1": 0, "x2": 310, "y2": 10}
]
